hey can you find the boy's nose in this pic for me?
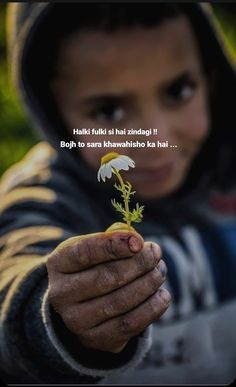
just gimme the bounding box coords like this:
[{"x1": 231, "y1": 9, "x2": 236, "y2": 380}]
[{"x1": 137, "y1": 114, "x2": 171, "y2": 142}]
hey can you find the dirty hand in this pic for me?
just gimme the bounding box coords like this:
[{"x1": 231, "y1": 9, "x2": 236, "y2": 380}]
[{"x1": 46, "y1": 229, "x2": 171, "y2": 353}]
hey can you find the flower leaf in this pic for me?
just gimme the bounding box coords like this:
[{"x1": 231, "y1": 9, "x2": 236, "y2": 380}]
[
  {"x1": 114, "y1": 183, "x2": 123, "y2": 192},
  {"x1": 129, "y1": 203, "x2": 145, "y2": 223},
  {"x1": 111, "y1": 199, "x2": 126, "y2": 216}
]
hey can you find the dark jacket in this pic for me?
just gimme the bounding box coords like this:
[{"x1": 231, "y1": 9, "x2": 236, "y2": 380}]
[{"x1": 0, "y1": 2, "x2": 236, "y2": 384}]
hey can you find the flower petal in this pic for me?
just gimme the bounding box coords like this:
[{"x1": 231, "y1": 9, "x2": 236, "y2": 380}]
[
  {"x1": 110, "y1": 155, "x2": 135, "y2": 171},
  {"x1": 105, "y1": 163, "x2": 113, "y2": 179},
  {"x1": 100, "y1": 165, "x2": 107, "y2": 182},
  {"x1": 100, "y1": 163, "x2": 112, "y2": 181},
  {"x1": 110, "y1": 158, "x2": 127, "y2": 170},
  {"x1": 119, "y1": 155, "x2": 135, "y2": 168},
  {"x1": 97, "y1": 167, "x2": 102, "y2": 182}
]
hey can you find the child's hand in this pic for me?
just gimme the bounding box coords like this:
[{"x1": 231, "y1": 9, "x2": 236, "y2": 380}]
[{"x1": 46, "y1": 230, "x2": 171, "y2": 353}]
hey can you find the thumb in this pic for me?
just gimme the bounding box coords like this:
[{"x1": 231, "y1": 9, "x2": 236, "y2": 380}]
[
  {"x1": 105, "y1": 222, "x2": 144, "y2": 253},
  {"x1": 105, "y1": 221, "x2": 136, "y2": 232}
]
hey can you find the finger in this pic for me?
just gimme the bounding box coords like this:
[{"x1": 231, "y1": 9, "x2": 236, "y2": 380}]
[
  {"x1": 67, "y1": 259, "x2": 167, "y2": 330},
  {"x1": 78, "y1": 287, "x2": 171, "y2": 353},
  {"x1": 50, "y1": 242, "x2": 162, "y2": 303},
  {"x1": 47, "y1": 230, "x2": 144, "y2": 273}
]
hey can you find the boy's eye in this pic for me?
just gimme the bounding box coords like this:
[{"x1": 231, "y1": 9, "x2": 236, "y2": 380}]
[
  {"x1": 89, "y1": 103, "x2": 125, "y2": 124},
  {"x1": 163, "y1": 75, "x2": 197, "y2": 106}
]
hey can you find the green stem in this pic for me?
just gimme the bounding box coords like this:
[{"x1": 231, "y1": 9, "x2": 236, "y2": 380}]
[{"x1": 112, "y1": 168, "x2": 131, "y2": 229}]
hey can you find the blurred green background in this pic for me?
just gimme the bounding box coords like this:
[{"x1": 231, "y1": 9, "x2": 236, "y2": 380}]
[
  {"x1": 0, "y1": 3, "x2": 236, "y2": 177},
  {"x1": 0, "y1": 4, "x2": 37, "y2": 177}
]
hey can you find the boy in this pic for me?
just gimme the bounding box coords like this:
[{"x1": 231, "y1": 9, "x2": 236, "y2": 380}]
[{"x1": 0, "y1": 2, "x2": 236, "y2": 384}]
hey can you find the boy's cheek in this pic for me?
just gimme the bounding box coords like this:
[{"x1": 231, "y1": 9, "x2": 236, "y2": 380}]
[
  {"x1": 173, "y1": 102, "x2": 210, "y2": 147},
  {"x1": 188, "y1": 89, "x2": 211, "y2": 141},
  {"x1": 184, "y1": 113, "x2": 210, "y2": 147},
  {"x1": 79, "y1": 148, "x2": 102, "y2": 170}
]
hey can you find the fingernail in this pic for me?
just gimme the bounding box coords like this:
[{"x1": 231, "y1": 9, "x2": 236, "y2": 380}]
[
  {"x1": 159, "y1": 288, "x2": 171, "y2": 304},
  {"x1": 157, "y1": 260, "x2": 167, "y2": 277},
  {"x1": 128, "y1": 236, "x2": 141, "y2": 252}
]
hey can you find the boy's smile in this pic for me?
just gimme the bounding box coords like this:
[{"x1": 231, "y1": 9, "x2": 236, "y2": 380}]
[{"x1": 51, "y1": 15, "x2": 210, "y2": 199}]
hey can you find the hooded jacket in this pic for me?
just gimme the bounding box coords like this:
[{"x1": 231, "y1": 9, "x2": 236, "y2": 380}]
[{"x1": 0, "y1": 2, "x2": 236, "y2": 384}]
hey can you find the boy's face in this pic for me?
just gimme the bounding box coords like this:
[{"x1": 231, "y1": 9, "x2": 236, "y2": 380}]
[{"x1": 52, "y1": 15, "x2": 210, "y2": 199}]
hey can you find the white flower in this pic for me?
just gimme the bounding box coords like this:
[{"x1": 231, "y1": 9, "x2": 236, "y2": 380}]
[{"x1": 97, "y1": 152, "x2": 135, "y2": 182}]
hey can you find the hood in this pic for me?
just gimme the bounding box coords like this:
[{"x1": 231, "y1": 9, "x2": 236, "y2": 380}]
[{"x1": 6, "y1": 2, "x2": 236, "y2": 199}]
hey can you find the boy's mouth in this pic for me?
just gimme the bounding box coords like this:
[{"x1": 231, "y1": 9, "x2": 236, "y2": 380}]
[{"x1": 124, "y1": 161, "x2": 174, "y2": 183}]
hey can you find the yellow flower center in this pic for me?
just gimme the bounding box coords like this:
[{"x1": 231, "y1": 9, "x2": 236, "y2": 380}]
[{"x1": 101, "y1": 152, "x2": 120, "y2": 165}]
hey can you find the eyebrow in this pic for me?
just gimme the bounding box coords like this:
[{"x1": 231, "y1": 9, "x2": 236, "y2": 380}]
[{"x1": 79, "y1": 69, "x2": 198, "y2": 106}]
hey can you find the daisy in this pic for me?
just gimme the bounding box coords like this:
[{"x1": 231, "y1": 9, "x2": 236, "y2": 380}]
[
  {"x1": 97, "y1": 152, "x2": 135, "y2": 182},
  {"x1": 97, "y1": 152, "x2": 144, "y2": 229}
]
